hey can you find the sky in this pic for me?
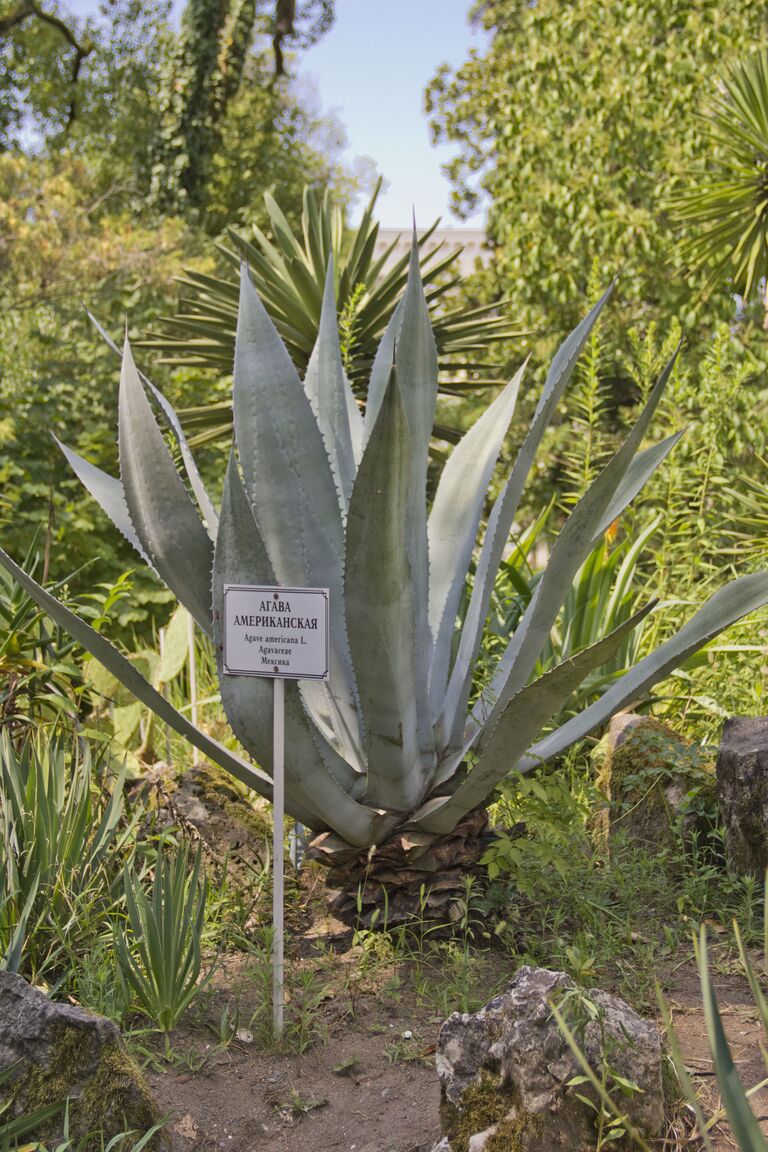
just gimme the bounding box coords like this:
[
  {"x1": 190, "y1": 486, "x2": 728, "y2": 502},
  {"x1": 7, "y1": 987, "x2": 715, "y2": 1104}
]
[
  {"x1": 63, "y1": 0, "x2": 488, "y2": 229},
  {"x1": 298, "y1": 1, "x2": 488, "y2": 228}
]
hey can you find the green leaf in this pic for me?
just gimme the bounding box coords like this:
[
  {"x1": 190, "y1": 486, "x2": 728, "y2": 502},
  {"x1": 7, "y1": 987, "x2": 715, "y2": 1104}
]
[
  {"x1": 345, "y1": 366, "x2": 434, "y2": 811},
  {"x1": 233, "y1": 262, "x2": 363, "y2": 767},
  {"x1": 157, "y1": 604, "x2": 190, "y2": 684},
  {"x1": 0, "y1": 544, "x2": 272, "y2": 802},
  {"x1": 118, "y1": 339, "x2": 214, "y2": 634},
  {"x1": 427, "y1": 360, "x2": 525, "y2": 719}
]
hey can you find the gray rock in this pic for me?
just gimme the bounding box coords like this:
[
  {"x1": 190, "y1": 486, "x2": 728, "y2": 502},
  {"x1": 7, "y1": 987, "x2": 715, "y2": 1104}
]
[
  {"x1": 716, "y1": 716, "x2": 768, "y2": 875},
  {"x1": 435, "y1": 966, "x2": 664, "y2": 1152},
  {"x1": 0, "y1": 971, "x2": 166, "y2": 1150}
]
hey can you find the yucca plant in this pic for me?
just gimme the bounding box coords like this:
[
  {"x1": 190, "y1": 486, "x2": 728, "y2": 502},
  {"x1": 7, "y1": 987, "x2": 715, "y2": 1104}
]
[
  {"x1": 3, "y1": 244, "x2": 768, "y2": 926},
  {"x1": 116, "y1": 841, "x2": 209, "y2": 1050},
  {"x1": 0, "y1": 730, "x2": 136, "y2": 975},
  {"x1": 670, "y1": 49, "x2": 768, "y2": 322},
  {"x1": 140, "y1": 180, "x2": 519, "y2": 447}
]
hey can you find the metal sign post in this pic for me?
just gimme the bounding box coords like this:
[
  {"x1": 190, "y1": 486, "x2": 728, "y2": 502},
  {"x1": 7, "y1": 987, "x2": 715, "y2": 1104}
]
[
  {"x1": 272, "y1": 676, "x2": 285, "y2": 1036},
  {"x1": 222, "y1": 584, "x2": 329, "y2": 1038}
]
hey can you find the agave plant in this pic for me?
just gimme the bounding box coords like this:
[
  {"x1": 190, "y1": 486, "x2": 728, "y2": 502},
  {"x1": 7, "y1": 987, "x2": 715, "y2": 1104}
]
[
  {"x1": 3, "y1": 244, "x2": 768, "y2": 926},
  {"x1": 140, "y1": 180, "x2": 519, "y2": 447}
]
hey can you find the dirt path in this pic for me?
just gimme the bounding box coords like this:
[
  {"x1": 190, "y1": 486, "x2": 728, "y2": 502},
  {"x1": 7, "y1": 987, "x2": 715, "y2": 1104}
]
[{"x1": 147, "y1": 944, "x2": 768, "y2": 1152}]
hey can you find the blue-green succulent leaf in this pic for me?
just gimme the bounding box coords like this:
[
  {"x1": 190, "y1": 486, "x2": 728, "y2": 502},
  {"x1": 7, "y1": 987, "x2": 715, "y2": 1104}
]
[
  {"x1": 518, "y1": 568, "x2": 768, "y2": 774},
  {"x1": 438, "y1": 286, "x2": 615, "y2": 751},
  {"x1": 417, "y1": 602, "x2": 656, "y2": 833},
  {"x1": 118, "y1": 338, "x2": 214, "y2": 635},
  {"x1": 232, "y1": 263, "x2": 363, "y2": 766},
  {"x1": 303, "y1": 260, "x2": 363, "y2": 509},
  {"x1": 54, "y1": 436, "x2": 152, "y2": 567},
  {"x1": 345, "y1": 366, "x2": 435, "y2": 811},
  {"x1": 86, "y1": 309, "x2": 218, "y2": 534},
  {"x1": 427, "y1": 360, "x2": 526, "y2": 718},
  {"x1": 473, "y1": 348, "x2": 679, "y2": 737},
  {"x1": 0, "y1": 545, "x2": 270, "y2": 801}
]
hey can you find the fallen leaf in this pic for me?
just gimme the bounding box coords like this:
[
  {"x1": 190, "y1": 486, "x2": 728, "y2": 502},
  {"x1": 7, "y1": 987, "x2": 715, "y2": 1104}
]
[{"x1": 173, "y1": 1114, "x2": 199, "y2": 1141}]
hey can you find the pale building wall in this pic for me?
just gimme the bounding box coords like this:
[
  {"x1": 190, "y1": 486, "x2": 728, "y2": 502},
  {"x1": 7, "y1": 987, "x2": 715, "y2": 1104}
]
[{"x1": 373, "y1": 228, "x2": 489, "y2": 276}]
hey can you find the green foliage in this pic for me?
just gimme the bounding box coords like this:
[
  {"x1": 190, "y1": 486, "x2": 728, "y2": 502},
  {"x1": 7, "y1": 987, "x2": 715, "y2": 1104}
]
[
  {"x1": 6, "y1": 254, "x2": 768, "y2": 870},
  {"x1": 427, "y1": 0, "x2": 768, "y2": 361},
  {"x1": 480, "y1": 756, "x2": 760, "y2": 1006},
  {"x1": 0, "y1": 729, "x2": 136, "y2": 979},
  {"x1": 0, "y1": 152, "x2": 189, "y2": 625},
  {"x1": 477, "y1": 516, "x2": 657, "y2": 722},
  {"x1": 143, "y1": 179, "x2": 518, "y2": 448},
  {"x1": 0, "y1": 550, "x2": 82, "y2": 733},
  {"x1": 115, "y1": 839, "x2": 209, "y2": 1041},
  {"x1": 670, "y1": 49, "x2": 768, "y2": 310},
  {"x1": 84, "y1": 604, "x2": 196, "y2": 772}
]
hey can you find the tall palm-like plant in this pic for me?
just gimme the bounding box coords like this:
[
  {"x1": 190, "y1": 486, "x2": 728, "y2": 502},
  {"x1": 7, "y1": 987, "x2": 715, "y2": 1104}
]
[
  {"x1": 141, "y1": 180, "x2": 520, "y2": 447},
  {"x1": 670, "y1": 49, "x2": 768, "y2": 323}
]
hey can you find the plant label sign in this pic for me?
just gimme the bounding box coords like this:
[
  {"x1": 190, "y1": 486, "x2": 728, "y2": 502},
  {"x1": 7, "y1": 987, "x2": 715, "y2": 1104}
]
[{"x1": 222, "y1": 584, "x2": 329, "y2": 680}]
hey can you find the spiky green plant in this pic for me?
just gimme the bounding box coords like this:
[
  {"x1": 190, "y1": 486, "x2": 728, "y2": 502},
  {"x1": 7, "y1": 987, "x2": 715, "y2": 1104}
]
[
  {"x1": 116, "y1": 840, "x2": 209, "y2": 1047},
  {"x1": 140, "y1": 180, "x2": 520, "y2": 447},
  {"x1": 670, "y1": 49, "x2": 768, "y2": 316},
  {"x1": 3, "y1": 244, "x2": 768, "y2": 924}
]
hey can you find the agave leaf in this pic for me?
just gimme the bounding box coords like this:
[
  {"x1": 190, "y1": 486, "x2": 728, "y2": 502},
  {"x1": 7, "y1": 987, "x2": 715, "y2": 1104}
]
[
  {"x1": 593, "y1": 432, "x2": 685, "y2": 540},
  {"x1": 698, "y1": 928, "x2": 768, "y2": 1152},
  {"x1": 118, "y1": 339, "x2": 214, "y2": 635},
  {"x1": 474, "y1": 349, "x2": 679, "y2": 735},
  {"x1": 518, "y1": 568, "x2": 768, "y2": 774},
  {"x1": 438, "y1": 286, "x2": 614, "y2": 752},
  {"x1": 345, "y1": 366, "x2": 435, "y2": 811},
  {"x1": 213, "y1": 457, "x2": 386, "y2": 845},
  {"x1": 427, "y1": 360, "x2": 526, "y2": 718},
  {"x1": 0, "y1": 545, "x2": 274, "y2": 802},
  {"x1": 214, "y1": 449, "x2": 359, "y2": 777},
  {"x1": 53, "y1": 436, "x2": 152, "y2": 567},
  {"x1": 364, "y1": 296, "x2": 405, "y2": 440},
  {"x1": 303, "y1": 261, "x2": 363, "y2": 509},
  {"x1": 392, "y1": 238, "x2": 439, "y2": 728},
  {"x1": 85, "y1": 310, "x2": 218, "y2": 534},
  {"x1": 233, "y1": 262, "x2": 363, "y2": 766},
  {"x1": 417, "y1": 603, "x2": 656, "y2": 833}
]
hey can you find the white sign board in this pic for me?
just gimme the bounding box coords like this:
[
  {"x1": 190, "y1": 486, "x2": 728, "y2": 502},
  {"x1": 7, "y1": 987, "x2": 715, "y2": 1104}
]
[{"x1": 222, "y1": 584, "x2": 329, "y2": 681}]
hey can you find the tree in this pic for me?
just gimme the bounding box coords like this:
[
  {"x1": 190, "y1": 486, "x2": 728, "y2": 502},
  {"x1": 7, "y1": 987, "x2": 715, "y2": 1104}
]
[
  {"x1": 426, "y1": 0, "x2": 768, "y2": 365},
  {"x1": 0, "y1": 0, "x2": 337, "y2": 218},
  {"x1": 148, "y1": 0, "x2": 335, "y2": 213}
]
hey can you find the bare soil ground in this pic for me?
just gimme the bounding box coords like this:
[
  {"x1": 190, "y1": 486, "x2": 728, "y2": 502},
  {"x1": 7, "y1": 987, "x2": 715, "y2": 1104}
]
[{"x1": 144, "y1": 926, "x2": 768, "y2": 1152}]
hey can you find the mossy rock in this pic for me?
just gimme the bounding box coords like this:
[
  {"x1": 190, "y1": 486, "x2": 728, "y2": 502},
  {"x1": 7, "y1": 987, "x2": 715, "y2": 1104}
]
[
  {"x1": 0, "y1": 973, "x2": 165, "y2": 1150},
  {"x1": 435, "y1": 966, "x2": 664, "y2": 1151},
  {"x1": 440, "y1": 1071, "x2": 538, "y2": 1152},
  {"x1": 591, "y1": 713, "x2": 716, "y2": 855},
  {"x1": 169, "y1": 761, "x2": 271, "y2": 875}
]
